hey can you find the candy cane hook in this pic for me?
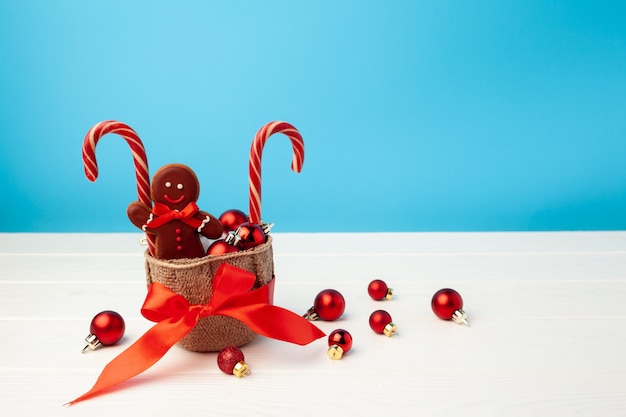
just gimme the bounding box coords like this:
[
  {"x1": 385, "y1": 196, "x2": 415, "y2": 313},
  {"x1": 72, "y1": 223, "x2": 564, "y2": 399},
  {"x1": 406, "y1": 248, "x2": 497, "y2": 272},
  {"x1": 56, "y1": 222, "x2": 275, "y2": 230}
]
[
  {"x1": 82, "y1": 120, "x2": 154, "y2": 253},
  {"x1": 82, "y1": 121, "x2": 151, "y2": 205},
  {"x1": 248, "y1": 121, "x2": 304, "y2": 225}
]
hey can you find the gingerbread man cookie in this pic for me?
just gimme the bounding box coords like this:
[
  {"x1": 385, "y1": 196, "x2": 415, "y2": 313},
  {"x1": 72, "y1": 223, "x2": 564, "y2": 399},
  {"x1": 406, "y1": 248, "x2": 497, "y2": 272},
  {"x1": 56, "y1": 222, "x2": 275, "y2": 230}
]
[{"x1": 127, "y1": 164, "x2": 223, "y2": 259}]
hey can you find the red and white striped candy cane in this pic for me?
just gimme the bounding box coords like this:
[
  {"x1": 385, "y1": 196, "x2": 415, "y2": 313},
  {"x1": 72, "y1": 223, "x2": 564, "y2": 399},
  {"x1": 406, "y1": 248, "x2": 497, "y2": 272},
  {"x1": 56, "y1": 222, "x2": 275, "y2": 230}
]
[
  {"x1": 82, "y1": 120, "x2": 154, "y2": 253},
  {"x1": 248, "y1": 121, "x2": 304, "y2": 225}
]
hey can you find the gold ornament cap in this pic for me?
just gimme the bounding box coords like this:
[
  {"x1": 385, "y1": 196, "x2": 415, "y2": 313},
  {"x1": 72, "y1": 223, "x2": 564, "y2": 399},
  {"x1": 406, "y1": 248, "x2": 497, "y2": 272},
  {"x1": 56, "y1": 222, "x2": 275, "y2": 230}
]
[
  {"x1": 225, "y1": 230, "x2": 240, "y2": 246},
  {"x1": 82, "y1": 334, "x2": 101, "y2": 353},
  {"x1": 383, "y1": 322, "x2": 397, "y2": 337},
  {"x1": 232, "y1": 361, "x2": 251, "y2": 378},
  {"x1": 303, "y1": 306, "x2": 319, "y2": 321},
  {"x1": 451, "y1": 309, "x2": 470, "y2": 326},
  {"x1": 385, "y1": 288, "x2": 394, "y2": 300},
  {"x1": 327, "y1": 345, "x2": 344, "y2": 360},
  {"x1": 258, "y1": 221, "x2": 274, "y2": 235}
]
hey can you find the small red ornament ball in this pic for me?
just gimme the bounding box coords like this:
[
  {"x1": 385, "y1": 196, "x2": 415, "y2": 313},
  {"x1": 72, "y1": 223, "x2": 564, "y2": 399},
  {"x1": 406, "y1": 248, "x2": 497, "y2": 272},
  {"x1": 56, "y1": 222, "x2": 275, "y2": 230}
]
[
  {"x1": 219, "y1": 209, "x2": 248, "y2": 233},
  {"x1": 369, "y1": 309, "x2": 396, "y2": 336},
  {"x1": 431, "y1": 288, "x2": 463, "y2": 320},
  {"x1": 90, "y1": 310, "x2": 125, "y2": 345},
  {"x1": 217, "y1": 346, "x2": 250, "y2": 377},
  {"x1": 327, "y1": 329, "x2": 353, "y2": 359},
  {"x1": 234, "y1": 222, "x2": 267, "y2": 250},
  {"x1": 207, "y1": 239, "x2": 239, "y2": 256},
  {"x1": 368, "y1": 279, "x2": 392, "y2": 300},
  {"x1": 314, "y1": 289, "x2": 346, "y2": 321}
]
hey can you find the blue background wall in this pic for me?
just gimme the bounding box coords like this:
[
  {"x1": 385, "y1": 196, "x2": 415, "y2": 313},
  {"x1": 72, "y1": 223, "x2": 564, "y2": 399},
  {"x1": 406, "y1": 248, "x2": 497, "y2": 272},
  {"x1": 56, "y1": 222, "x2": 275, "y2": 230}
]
[{"x1": 1, "y1": 1, "x2": 625, "y2": 233}]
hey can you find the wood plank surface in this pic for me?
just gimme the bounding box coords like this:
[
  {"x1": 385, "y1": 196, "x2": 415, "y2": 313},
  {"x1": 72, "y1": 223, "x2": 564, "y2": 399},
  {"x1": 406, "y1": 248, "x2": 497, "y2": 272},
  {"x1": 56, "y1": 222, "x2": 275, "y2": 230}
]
[{"x1": 1, "y1": 232, "x2": 625, "y2": 416}]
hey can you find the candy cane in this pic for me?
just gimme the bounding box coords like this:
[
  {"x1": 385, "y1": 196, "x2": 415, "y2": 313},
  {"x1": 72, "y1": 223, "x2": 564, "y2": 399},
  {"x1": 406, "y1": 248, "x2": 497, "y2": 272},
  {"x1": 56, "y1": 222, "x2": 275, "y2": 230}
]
[
  {"x1": 249, "y1": 121, "x2": 304, "y2": 225},
  {"x1": 82, "y1": 120, "x2": 154, "y2": 253}
]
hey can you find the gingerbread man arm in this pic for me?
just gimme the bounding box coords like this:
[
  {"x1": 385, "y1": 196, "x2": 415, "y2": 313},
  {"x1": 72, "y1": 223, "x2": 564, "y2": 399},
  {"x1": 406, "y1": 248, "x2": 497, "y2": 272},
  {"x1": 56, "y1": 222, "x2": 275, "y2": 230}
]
[
  {"x1": 127, "y1": 201, "x2": 152, "y2": 231},
  {"x1": 194, "y1": 211, "x2": 223, "y2": 239}
]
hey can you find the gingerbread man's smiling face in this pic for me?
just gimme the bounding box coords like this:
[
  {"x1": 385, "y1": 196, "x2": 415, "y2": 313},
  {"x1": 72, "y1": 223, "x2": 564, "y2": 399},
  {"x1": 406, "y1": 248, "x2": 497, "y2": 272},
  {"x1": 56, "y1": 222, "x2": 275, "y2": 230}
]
[{"x1": 150, "y1": 164, "x2": 200, "y2": 210}]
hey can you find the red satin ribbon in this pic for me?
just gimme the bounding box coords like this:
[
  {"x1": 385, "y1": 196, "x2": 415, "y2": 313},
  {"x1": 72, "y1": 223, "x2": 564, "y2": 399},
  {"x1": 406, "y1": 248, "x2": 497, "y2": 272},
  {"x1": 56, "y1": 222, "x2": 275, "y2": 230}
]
[
  {"x1": 147, "y1": 201, "x2": 203, "y2": 229},
  {"x1": 67, "y1": 263, "x2": 325, "y2": 405}
]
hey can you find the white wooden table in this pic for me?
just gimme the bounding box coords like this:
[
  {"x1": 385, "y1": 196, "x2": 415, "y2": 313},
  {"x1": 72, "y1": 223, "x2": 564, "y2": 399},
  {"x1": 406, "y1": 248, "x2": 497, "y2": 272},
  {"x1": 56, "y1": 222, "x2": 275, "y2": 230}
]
[{"x1": 1, "y1": 232, "x2": 625, "y2": 416}]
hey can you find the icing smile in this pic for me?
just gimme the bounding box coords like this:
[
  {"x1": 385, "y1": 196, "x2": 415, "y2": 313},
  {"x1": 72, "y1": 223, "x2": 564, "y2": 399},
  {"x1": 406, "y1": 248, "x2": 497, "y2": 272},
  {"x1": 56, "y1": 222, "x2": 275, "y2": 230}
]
[{"x1": 164, "y1": 194, "x2": 185, "y2": 204}]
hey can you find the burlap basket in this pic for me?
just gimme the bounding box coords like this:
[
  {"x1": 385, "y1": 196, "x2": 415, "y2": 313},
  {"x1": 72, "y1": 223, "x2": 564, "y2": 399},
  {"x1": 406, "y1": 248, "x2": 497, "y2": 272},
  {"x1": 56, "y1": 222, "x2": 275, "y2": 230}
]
[{"x1": 144, "y1": 237, "x2": 274, "y2": 352}]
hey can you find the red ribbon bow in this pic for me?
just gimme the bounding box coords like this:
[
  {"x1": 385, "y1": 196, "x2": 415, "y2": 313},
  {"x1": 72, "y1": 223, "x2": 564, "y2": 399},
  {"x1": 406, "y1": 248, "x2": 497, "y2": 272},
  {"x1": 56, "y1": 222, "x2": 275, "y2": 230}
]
[
  {"x1": 67, "y1": 263, "x2": 325, "y2": 405},
  {"x1": 147, "y1": 201, "x2": 203, "y2": 229}
]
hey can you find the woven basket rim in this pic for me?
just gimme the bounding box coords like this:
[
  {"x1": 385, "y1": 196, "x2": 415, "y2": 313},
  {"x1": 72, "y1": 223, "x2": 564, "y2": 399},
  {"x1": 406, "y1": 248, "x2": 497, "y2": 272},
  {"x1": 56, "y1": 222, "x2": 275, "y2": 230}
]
[{"x1": 143, "y1": 236, "x2": 273, "y2": 269}]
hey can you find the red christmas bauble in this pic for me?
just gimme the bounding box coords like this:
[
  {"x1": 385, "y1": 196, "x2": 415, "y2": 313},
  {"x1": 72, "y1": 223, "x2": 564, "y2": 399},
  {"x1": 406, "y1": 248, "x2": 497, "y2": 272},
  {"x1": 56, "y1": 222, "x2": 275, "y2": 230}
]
[
  {"x1": 327, "y1": 329, "x2": 353, "y2": 359},
  {"x1": 83, "y1": 310, "x2": 125, "y2": 351},
  {"x1": 314, "y1": 289, "x2": 346, "y2": 321},
  {"x1": 219, "y1": 209, "x2": 248, "y2": 233},
  {"x1": 367, "y1": 279, "x2": 393, "y2": 300},
  {"x1": 431, "y1": 288, "x2": 463, "y2": 320},
  {"x1": 217, "y1": 346, "x2": 250, "y2": 377},
  {"x1": 90, "y1": 310, "x2": 125, "y2": 345},
  {"x1": 234, "y1": 222, "x2": 267, "y2": 250},
  {"x1": 207, "y1": 239, "x2": 240, "y2": 256},
  {"x1": 369, "y1": 309, "x2": 396, "y2": 336}
]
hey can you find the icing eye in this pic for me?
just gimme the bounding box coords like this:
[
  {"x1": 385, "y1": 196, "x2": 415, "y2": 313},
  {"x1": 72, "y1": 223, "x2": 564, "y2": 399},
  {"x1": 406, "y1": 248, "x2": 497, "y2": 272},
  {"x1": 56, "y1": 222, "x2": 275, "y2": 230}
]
[
  {"x1": 177, "y1": 184, "x2": 184, "y2": 190},
  {"x1": 165, "y1": 182, "x2": 172, "y2": 188}
]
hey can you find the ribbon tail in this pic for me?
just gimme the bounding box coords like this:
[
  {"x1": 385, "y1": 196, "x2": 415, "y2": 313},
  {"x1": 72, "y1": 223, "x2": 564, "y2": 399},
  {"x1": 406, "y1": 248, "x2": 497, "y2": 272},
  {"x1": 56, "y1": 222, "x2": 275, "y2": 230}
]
[
  {"x1": 223, "y1": 304, "x2": 326, "y2": 345},
  {"x1": 66, "y1": 318, "x2": 194, "y2": 406}
]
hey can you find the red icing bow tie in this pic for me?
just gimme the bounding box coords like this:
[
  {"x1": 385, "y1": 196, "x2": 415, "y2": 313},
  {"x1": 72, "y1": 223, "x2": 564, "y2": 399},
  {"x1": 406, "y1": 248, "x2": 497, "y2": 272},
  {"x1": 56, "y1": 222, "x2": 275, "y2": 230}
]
[
  {"x1": 147, "y1": 201, "x2": 203, "y2": 229},
  {"x1": 68, "y1": 263, "x2": 325, "y2": 405}
]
